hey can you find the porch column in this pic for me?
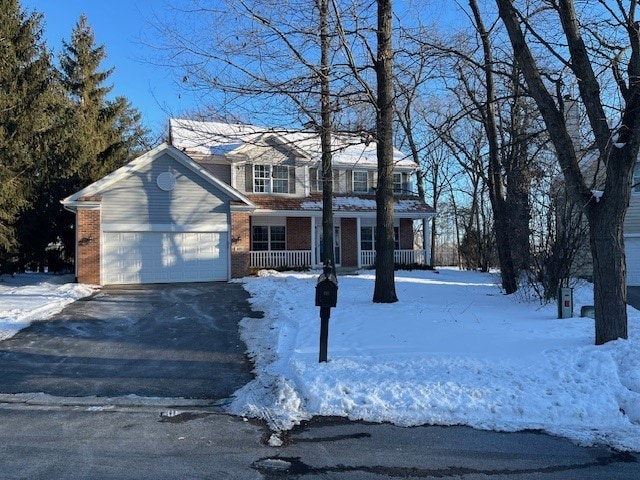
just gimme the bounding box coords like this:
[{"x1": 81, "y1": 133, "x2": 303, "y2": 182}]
[
  {"x1": 424, "y1": 218, "x2": 432, "y2": 266},
  {"x1": 356, "y1": 217, "x2": 362, "y2": 269},
  {"x1": 311, "y1": 216, "x2": 317, "y2": 267}
]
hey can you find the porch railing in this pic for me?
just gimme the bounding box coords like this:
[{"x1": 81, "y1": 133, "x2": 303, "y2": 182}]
[
  {"x1": 250, "y1": 250, "x2": 312, "y2": 269},
  {"x1": 360, "y1": 249, "x2": 428, "y2": 267}
]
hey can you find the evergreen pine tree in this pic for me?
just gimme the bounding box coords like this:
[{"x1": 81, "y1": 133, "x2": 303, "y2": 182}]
[
  {"x1": 59, "y1": 15, "x2": 148, "y2": 185},
  {"x1": 0, "y1": 0, "x2": 57, "y2": 264},
  {"x1": 15, "y1": 13, "x2": 148, "y2": 272}
]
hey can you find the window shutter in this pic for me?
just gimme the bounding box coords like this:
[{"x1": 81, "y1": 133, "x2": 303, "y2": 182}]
[
  {"x1": 333, "y1": 169, "x2": 340, "y2": 193},
  {"x1": 245, "y1": 163, "x2": 253, "y2": 192},
  {"x1": 368, "y1": 171, "x2": 375, "y2": 193},
  {"x1": 289, "y1": 166, "x2": 296, "y2": 193},
  {"x1": 310, "y1": 167, "x2": 318, "y2": 192},
  {"x1": 347, "y1": 170, "x2": 353, "y2": 193}
]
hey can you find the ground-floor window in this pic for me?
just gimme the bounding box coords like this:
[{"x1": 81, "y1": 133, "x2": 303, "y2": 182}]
[
  {"x1": 252, "y1": 225, "x2": 286, "y2": 251},
  {"x1": 360, "y1": 225, "x2": 399, "y2": 251}
]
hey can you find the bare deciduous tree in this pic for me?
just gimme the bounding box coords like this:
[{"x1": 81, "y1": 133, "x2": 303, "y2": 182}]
[{"x1": 496, "y1": 0, "x2": 640, "y2": 344}]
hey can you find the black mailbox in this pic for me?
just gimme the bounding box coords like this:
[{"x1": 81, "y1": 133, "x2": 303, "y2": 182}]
[{"x1": 315, "y1": 272, "x2": 338, "y2": 308}]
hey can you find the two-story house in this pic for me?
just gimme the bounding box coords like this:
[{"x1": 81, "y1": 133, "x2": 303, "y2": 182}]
[{"x1": 62, "y1": 119, "x2": 435, "y2": 285}]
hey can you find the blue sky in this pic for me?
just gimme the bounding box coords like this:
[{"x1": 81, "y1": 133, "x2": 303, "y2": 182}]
[
  {"x1": 21, "y1": 0, "x2": 188, "y2": 141},
  {"x1": 20, "y1": 1, "x2": 463, "y2": 142}
]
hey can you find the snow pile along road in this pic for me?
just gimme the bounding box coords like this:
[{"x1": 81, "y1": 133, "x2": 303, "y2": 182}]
[
  {"x1": 0, "y1": 274, "x2": 95, "y2": 341},
  {"x1": 229, "y1": 268, "x2": 640, "y2": 451}
]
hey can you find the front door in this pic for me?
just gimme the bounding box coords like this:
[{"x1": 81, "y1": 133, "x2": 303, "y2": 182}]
[{"x1": 316, "y1": 222, "x2": 341, "y2": 267}]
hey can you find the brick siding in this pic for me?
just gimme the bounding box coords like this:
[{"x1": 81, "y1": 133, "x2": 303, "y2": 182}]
[
  {"x1": 286, "y1": 217, "x2": 311, "y2": 250},
  {"x1": 399, "y1": 218, "x2": 414, "y2": 250},
  {"x1": 76, "y1": 208, "x2": 101, "y2": 284},
  {"x1": 231, "y1": 211, "x2": 251, "y2": 278},
  {"x1": 341, "y1": 218, "x2": 358, "y2": 267}
]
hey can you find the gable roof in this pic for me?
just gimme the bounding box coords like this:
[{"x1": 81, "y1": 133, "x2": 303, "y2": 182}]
[
  {"x1": 169, "y1": 118, "x2": 417, "y2": 169},
  {"x1": 61, "y1": 143, "x2": 256, "y2": 209}
]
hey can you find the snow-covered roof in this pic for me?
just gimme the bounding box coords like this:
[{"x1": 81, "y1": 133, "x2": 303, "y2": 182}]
[
  {"x1": 300, "y1": 196, "x2": 432, "y2": 213},
  {"x1": 246, "y1": 194, "x2": 435, "y2": 218},
  {"x1": 169, "y1": 119, "x2": 417, "y2": 169}
]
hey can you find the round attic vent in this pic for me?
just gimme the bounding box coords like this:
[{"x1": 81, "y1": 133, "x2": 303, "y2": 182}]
[{"x1": 157, "y1": 172, "x2": 176, "y2": 191}]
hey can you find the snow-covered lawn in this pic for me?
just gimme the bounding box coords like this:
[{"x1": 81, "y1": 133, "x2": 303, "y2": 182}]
[
  {"x1": 230, "y1": 268, "x2": 640, "y2": 452},
  {"x1": 3, "y1": 269, "x2": 640, "y2": 451},
  {"x1": 0, "y1": 273, "x2": 95, "y2": 341}
]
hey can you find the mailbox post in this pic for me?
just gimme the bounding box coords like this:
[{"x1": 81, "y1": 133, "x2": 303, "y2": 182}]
[{"x1": 315, "y1": 262, "x2": 338, "y2": 363}]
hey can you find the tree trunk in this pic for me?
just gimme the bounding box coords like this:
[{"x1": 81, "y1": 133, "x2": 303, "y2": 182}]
[
  {"x1": 373, "y1": 0, "x2": 398, "y2": 303},
  {"x1": 469, "y1": 0, "x2": 517, "y2": 293},
  {"x1": 319, "y1": 0, "x2": 335, "y2": 272},
  {"x1": 506, "y1": 162, "x2": 531, "y2": 272},
  {"x1": 588, "y1": 205, "x2": 628, "y2": 344}
]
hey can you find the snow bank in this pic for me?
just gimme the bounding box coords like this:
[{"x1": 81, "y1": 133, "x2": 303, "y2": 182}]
[
  {"x1": 229, "y1": 268, "x2": 640, "y2": 451},
  {"x1": 0, "y1": 273, "x2": 96, "y2": 340}
]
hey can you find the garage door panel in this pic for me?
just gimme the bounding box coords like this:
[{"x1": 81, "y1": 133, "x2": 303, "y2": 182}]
[{"x1": 103, "y1": 232, "x2": 228, "y2": 284}]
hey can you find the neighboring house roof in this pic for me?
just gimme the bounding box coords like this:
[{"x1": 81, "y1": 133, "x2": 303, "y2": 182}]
[
  {"x1": 61, "y1": 143, "x2": 256, "y2": 210},
  {"x1": 245, "y1": 194, "x2": 435, "y2": 219},
  {"x1": 169, "y1": 118, "x2": 417, "y2": 170}
]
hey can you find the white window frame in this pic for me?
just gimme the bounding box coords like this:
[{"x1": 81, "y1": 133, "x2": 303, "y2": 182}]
[
  {"x1": 272, "y1": 165, "x2": 289, "y2": 193},
  {"x1": 253, "y1": 165, "x2": 290, "y2": 194},
  {"x1": 253, "y1": 165, "x2": 271, "y2": 193},
  {"x1": 251, "y1": 217, "x2": 287, "y2": 251},
  {"x1": 353, "y1": 170, "x2": 369, "y2": 193},
  {"x1": 310, "y1": 167, "x2": 322, "y2": 192},
  {"x1": 393, "y1": 173, "x2": 403, "y2": 194},
  {"x1": 360, "y1": 223, "x2": 400, "y2": 251}
]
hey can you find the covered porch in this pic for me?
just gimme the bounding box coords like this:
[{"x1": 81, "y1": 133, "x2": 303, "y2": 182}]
[
  {"x1": 248, "y1": 215, "x2": 433, "y2": 270},
  {"x1": 228, "y1": 193, "x2": 435, "y2": 277}
]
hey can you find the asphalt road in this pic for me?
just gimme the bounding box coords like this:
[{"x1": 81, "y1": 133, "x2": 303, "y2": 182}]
[
  {"x1": 0, "y1": 404, "x2": 638, "y2": 480},
  {"x1": 0, "y1": 282, "x2": 261, "y2": 399}
]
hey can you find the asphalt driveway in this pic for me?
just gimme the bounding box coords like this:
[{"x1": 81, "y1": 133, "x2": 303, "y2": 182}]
[{"x1": 0, "y1": 282, "x2": 261, "y2": 400}]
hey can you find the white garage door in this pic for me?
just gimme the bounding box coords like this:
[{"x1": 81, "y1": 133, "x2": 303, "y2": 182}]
[
  {"x1": 102, "y1": 231, "x2": 228, "y2": 285},
  {"x1": 626, "y1": 237, "x2": 640, "y2": 287}
]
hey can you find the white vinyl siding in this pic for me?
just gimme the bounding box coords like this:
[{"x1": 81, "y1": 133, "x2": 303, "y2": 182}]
[
  {"x1": 100, "y1": 153, "x2": 230, "y2": 226},
  {"x1": 626, "y1": 237, "x2": 640, "y2": 286}
]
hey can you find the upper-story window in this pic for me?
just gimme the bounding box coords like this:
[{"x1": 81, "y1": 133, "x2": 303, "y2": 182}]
[
  {"x1": 252, "y1": 164, "x2": 293, "y2": 194},
  {"x1": 353, "y1": 171, "x2": 369, "y2": 193},
  {"x1": 393, "y1": 173, "x2": 404, "y2": 194},
  {"x1": 254, "y1": 165, "x2": 270, "y2": 193},
  {"x1": 634, "y1": 162, "x2": 640, "y2": 193},
  {"x1": 272, "y1": 166, "x2": 289, "y2": 193}
]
